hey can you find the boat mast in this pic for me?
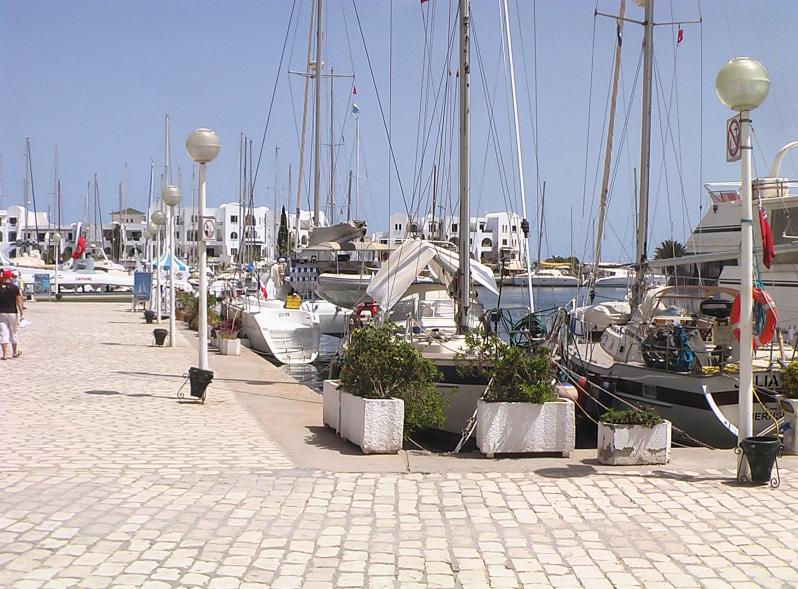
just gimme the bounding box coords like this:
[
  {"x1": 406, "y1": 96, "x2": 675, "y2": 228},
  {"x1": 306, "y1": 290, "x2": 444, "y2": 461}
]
[
  {"x1": 294, "y1": 0, "x2": 316, "y2": 249},
  {"x1": 354, "y1": 104, "x2": 360, "y2": 219},
  {"x1": 431, "y1": 164, "x2": 437, "y2": 240},
  {"x1": 313, "y1": 0, "x2": 323, "y2": 227},
  {"x1": 329, "y1": 67, "x2": 335, "y2": 225},
  {"x1": 591, "y1": 0, "x2": 626, "y2": 303},
  {"x1": 456, "y1": 0, "x2": 471, "y2": 333},
  {"x1": 501, "y1": 0, "x2": 534, "y2": 312},
  {"x1": 632, "y1": 0, "x2": 654, "y2": 308},
  {"x1": 273, "y1": 145, "x2": 280, "y2": 260}
]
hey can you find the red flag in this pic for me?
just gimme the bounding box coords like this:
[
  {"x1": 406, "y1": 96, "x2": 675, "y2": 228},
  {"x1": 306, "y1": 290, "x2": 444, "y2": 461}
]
[
  {"x1": 352, "y1": 86, "x2": 357, "y2": 95},
  {"x1": 421, "y1": 0, "x2": 429, "y2": 3},
  {"x1": 677, "y1": 29, "x2": 684, "y2": 44},
  {"x1": 759, "y1": 207, "x2": 775, "y2": 268},
  {"x1": 71, "y1": 235, "x2": 85, "y2": 260},
  {"x1": 258, "y1": 277, "x2": 268, "y2": 299}
]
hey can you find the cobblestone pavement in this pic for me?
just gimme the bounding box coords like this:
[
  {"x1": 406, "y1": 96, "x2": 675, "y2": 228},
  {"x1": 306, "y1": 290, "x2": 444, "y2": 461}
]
[{"x1": 2, "y1": 303, "x2": 798, "y2": 589}]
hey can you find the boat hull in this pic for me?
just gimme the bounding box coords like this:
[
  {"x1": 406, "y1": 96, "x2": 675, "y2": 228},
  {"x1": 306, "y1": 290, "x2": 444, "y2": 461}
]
[{"x1": 235, "y1": 300, "x2": 321, "y2": 365}]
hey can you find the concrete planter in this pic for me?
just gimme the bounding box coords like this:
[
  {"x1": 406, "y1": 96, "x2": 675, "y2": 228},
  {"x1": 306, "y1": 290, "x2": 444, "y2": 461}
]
[
  {"x1": 597, "y1": 420, "x2": 672, "y2": 465},
  {"x1": 322, "y1": 379, "x2": 341, "y2": 431},
  {"x1": 476, "y1": 399, "x2": 575, "y2": 458},
  {"x1": 218, "y1": 337, "x2": 241, "y2": 356},
  {"x1": 781, "y1": 398, "x2": 798, "y2": 455},
  {"x1": 338, "y1": 390, "x2": 404, "y2": 454}
]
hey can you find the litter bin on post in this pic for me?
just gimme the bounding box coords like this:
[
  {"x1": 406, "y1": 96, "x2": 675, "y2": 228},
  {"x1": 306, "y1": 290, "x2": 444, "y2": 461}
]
[
  {"x1": 187, "y1": 367, "x2": 213, "y2": 403},
  {"x1": 739, "y1": 435, "x2": 782, "y2": 486}
]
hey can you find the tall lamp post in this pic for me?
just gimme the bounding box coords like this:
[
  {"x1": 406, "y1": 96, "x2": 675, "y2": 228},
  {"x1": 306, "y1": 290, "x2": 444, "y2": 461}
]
[
  {"x1": 161, "y1": 185, "x2": 182, "y2": 347},
  {"x1": 715, "y1": 57, "x2": 770, "y2": 477},
  {"x1": 186, "y1": 129, "x2": 220, "y2": 371},
  {"x1": 151, "y1": 210, "x2": 167, "y2": 324},
  {"x1": 145, "y1": 221, "x2": 159, "y2": 315},
  {"x1": 52, "y1": 232, "x2": 62, "y2": 298}
]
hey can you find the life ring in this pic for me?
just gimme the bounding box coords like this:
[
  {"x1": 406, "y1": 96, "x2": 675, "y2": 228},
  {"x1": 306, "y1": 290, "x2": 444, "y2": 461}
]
[
  {"x1": 352, "y1": 300, "x2": 379, "y2": 327},
  {"x1": 730, "y1": 288, "x2": 778, "y2": 349}
]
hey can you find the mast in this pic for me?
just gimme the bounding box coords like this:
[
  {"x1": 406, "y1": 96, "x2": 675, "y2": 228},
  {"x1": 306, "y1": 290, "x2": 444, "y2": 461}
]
[
  {"x1": 354, "y1": 104, "x2": 360, "y2": 219},
  {"x1": 238, "y1": 133, "x2": 244, "y2": 263},
  {"x1": 632, "y1": 0, "x2": 654, "y2": 308},
  {"x1": 295, "y1": 0, "x2": 315, "y2": 246},
  {"x1": 431, "y1": 164, "x2": 437, "y2": 240},
  {"x1": 313, "y1": 0, "x2": 323, "y2": 226},
  {"x1": 273, "y1": 146, "x2": 280, "y2": 260},
  {"x1": 329, "y1": 67, "x2": 335, "y2": 224},
  {"x1": 501, "y1": 0, "x2": 534, "y2": 311},
  {"x1": 456, "y1": 0, "x2": 471, "y2": 333},
  {"x1": 346, "y1": 170, "x2": 352, "y2": 221},
  {"x1": 591, "y1": 0, "x2": 626, "y2": 303}
]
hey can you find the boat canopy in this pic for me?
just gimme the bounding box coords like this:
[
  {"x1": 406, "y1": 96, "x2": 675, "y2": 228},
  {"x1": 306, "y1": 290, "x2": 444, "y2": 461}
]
[
  {"x1": 367, "y1": 239, "x2": 498, "y2": 311},
  {"x1": 306, "y1": 221, "x2": 366, "y2": 248}
]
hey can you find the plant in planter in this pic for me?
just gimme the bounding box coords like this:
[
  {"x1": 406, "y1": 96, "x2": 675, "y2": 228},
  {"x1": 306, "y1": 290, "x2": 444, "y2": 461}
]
[
  {"x1": 326, "y1": 323, "x2": 445, "y2": 453},
  {"x1": 597, "y1": 407, "x2": 671, "y2": 465},
  {"x1": 781, "y1": 361, "x2": 798, "y2": 454},
  {"x1": 459, "y1": 332, "x2": 574, "y2": 457},
  {"x1": 215, "y1": 317, "x2": 241, "y2": 356}
]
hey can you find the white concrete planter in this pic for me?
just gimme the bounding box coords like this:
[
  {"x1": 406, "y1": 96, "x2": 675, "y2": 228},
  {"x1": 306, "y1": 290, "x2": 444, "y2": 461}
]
[
  {"x1": 781, "y1": 398, "x2": 798, "y2": 455},
  {"x1": 339, "y1": 391, "x2": 404, "y2": 454},
  {"x1": 322, "y1": 379, "x2": 341, "y2": 431},
  {"x1": 597, "y1": 420, "x2": 672, "y2": 465},
  {"x1": 218, "y1": 337, "x2": 241, "y2": 356},
  {"x1": 476, "y1": 399, "x2": 575, "y2": 458}
]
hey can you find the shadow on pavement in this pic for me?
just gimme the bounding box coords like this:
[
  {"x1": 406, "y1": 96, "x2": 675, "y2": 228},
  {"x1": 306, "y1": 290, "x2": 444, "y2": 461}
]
[
  {"x1": 84, "y1": 389, "x2": 177, "y2": 400},
  {"x1": 304, "y1": 425, "x2": 371, "y2": 455}
]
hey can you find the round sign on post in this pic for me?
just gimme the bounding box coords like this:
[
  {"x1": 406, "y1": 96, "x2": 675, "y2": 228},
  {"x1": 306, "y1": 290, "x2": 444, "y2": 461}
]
[
  {"x1": 726, "y1": 115, "x2": 742, "y2": 162},
  {"x1": 202, "y1": 217, "x2": 216, "y2": 241}
]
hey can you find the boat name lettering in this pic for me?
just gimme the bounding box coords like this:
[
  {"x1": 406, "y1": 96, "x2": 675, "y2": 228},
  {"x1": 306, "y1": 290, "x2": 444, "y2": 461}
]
[{"x1": 754, "y1": 410, "x2": 784, "y2": 421}]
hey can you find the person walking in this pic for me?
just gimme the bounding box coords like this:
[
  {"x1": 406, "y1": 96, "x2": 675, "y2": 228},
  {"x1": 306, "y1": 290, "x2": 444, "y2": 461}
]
[{"x1": 0, "y1": 270, "x2": 23, "y2": 360}]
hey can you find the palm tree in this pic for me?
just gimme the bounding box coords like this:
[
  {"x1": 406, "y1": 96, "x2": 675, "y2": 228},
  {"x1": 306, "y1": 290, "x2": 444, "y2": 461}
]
[{"x1": 654, "y1": 239, "x2": 689, "y2": 283}]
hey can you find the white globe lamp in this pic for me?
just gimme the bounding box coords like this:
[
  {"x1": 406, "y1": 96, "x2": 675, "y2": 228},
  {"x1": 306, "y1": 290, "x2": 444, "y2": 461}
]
[
  {"x1": 151, "y1": 211, "x2": 167, "y2": 226},
  {"x1": 161, "y1": 185, "x2": 182, "y2": 207},
  {"x1": 186, "y1": 129, "x2": 220, "y2": 164},
  {"x1": 715, "y1": 57, "x2": 770, "y2": 112}
]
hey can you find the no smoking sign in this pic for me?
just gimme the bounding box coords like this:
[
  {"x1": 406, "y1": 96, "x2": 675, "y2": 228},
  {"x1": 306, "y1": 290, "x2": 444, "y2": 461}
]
[{"x1": 726, "y1": 115, "x2": 741, "y2": 162}]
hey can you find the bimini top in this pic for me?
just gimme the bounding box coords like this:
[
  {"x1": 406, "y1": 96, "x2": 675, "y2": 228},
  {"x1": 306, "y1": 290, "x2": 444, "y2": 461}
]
[{"x1": 367, "y1": 239, "x2": 499, "y2": 311}]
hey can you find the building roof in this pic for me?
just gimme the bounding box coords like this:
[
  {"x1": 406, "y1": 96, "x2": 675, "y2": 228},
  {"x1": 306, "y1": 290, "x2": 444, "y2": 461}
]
[{"x1": 111, "y1": 208, "x2": 145, "y2": 215}]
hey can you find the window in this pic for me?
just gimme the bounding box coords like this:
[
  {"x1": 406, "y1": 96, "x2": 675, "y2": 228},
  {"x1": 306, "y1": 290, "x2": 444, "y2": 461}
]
[
  {"x1": 502, "y1": 238, "x2": 508, "y2": 246},
  {"x1": 481, "y1": 238, "x2": 492, "y2": 248},
  {"x1": 451, "y1": 223, "x2": 458, "y2": 232},
  {"x1": 394, "y1": 223, "x2": 402, "y2": 231},
  {"x1": 67, "y1": 232, "x2": 73, "y2": 240},
  {"x1": 9, "y1": 232, "x2": 16, "y2": 241},
  {"x1": 410, "y1": 223, "x2": 418, "y2": 233},
  {"x1": 479, "y1": 223, "x2": 485, "y2": 231},
  {"x1": 245, "y1": 214, "x2": 255, "y2": 226},
  {"x1": 231, "y1": 248, "x2": 238, "y2": 256},
  {"x1": 9, "y1": 217, "x2": 17, "y2": 225},
  {"x1": 0, "y1": 232, "x2": 3, "y2": 241},
  {"x1": 230, "y1": 231, "x2": 238, "y2": 240},
  {"x1": 38, "y1": 233, "x2": 45, "y2": 242},
  {"x1": 512, "y1": 225, "x2": 517, "y2": 232},
  {"x1": 230, "y1": 215, "x2": 238, "y2": 223}
]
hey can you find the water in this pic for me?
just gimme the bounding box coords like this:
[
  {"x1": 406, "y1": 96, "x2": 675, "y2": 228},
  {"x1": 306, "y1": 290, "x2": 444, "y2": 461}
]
[{"x1": 276, "y1": 286, "x2": 628, "y2": 392}]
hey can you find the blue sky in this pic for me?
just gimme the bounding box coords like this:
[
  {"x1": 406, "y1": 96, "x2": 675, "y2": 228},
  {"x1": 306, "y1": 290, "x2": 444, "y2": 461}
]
[{"x1": 2, "y1": 0, "x2": 798, "y2": 262}]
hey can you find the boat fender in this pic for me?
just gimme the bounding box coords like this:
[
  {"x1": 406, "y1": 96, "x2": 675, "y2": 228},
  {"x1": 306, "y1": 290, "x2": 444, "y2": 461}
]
[{"x1": 730, "y1": 288, "x2": 778, "y2": 349}]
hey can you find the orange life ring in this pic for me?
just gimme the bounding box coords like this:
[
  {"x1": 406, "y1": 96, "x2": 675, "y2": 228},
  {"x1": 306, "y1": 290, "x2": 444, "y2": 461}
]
[{"x1": 730, "y1": 288, "x2": 778, "y2": 349}]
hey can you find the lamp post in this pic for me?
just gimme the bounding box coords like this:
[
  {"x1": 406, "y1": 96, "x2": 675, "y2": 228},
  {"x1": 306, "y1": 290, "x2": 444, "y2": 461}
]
[
  {"x1": 162, "y1": 185, "x2": 182, "y2": 347},
  {"x1": 145, "y1": 222, "x2": 158, "y2": 314},
  {"x1": 151, "y1": 211, "x2": 167, "y2": 324},
  {"x1": 715, "y1": 57, "x2": 770, "y2": 478},
  {"x1": 186, "y1": 128, "x2": 220, "y2": 371},
  {"x1": 52, "y1": 232, "x2": 62, "y2": 298}
]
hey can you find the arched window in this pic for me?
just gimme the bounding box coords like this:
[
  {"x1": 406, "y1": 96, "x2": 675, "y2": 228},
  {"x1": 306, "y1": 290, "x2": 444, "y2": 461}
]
[
  {"x1": 230, "y1": 231, "x2": 239, "y2": 240},
  {"x1": 481, "y1": 238, "x2": 492, "y2": 248}
]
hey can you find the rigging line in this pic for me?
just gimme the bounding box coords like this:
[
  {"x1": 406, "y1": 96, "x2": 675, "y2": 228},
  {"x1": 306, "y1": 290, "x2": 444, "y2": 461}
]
[
  {"x1": 389, "y1": 0, "x2": 393, "y2": 227},
  {"x1": 26, "y1": 139, "x2": 40, "y2": 242},
  {"x1": 286, "y1": 1, "x2": 305, "y2": 149},
  {"x1": 410, "y1": 9, "x2": 460, "y2": 209},
  {"x1": 471, "y1": 18, "x2": 516, "y2": 231},
  {"x1": 350, "y1": 0, "x2": 409, "y2": 215},
  {"x1": 251, "y1": 0, "x2": 298, "y2": 192},
  {"x1": 719, "y1": 0, "x2": 736, "y2": 54},
  {"x1": 410, "y1": 0, "x2": 432, "y2": 206},
  {"x1": 668, "y1": 0, "x2": 690, "y2": 243},
  {"x1": 531, "y1": 0, "x2": 541, "y2": 217},
  {"x1": 578, "y1": 4, "x2": 601, "y2": 221}
]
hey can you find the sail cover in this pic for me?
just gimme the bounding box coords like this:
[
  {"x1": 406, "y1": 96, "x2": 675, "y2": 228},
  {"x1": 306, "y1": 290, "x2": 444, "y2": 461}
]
[{"x1": 367, "y1": 239, "x2": 499, "y2": 311}]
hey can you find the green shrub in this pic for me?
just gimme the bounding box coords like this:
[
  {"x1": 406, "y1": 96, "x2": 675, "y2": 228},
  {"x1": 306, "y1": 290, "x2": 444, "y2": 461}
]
[
  {"x1": 600, "y1": 407, "x2": 663, "y2": 428},
  {"x1": 458, "y1": 331, "x2": 556, "y2": 403},
  {"x1": 339, "y1": 323, "x2": 446, "y2": 435},
  {"x1": 784, "y1": 361, "x2": 798, "y2": 399}
]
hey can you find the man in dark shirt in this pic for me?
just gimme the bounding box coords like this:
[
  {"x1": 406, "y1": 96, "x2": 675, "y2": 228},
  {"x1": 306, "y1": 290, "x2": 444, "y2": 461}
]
[{"x1": 0, "y1": 270, "x2": 23, "y2": 360}]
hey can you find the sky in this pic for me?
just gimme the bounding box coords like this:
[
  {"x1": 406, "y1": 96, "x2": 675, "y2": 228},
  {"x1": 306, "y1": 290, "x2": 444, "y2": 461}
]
[{"x1": 2, "y1": 0, "x2": 798, "y2": 263}]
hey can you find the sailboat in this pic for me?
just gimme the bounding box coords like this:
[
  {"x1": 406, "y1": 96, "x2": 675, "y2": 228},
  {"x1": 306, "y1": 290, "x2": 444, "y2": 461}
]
[{"x1": 561, "y1": 0, "x2": 790, "y2": 449}]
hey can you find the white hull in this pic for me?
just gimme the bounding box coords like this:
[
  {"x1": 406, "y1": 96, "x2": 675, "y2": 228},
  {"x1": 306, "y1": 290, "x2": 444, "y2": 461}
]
[
  {"x1": 16, "y1": 266, "x2": 134, "y2": 289},
  {"x1": 234, "y1": 300, "x2": 320, "y2": 365},
  {"x1": 301, "y1": 299, "x2": 351, "y2": 336}
]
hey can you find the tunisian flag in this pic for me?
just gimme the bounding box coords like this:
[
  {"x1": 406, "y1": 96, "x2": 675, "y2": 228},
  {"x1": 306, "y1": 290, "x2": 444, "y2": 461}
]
[
  {"x1": 759, "y1": 207, "x2": 775, "y2": 268},
  {"x1": 71, "y1": 235, "x2": 86, "y2": 260}
]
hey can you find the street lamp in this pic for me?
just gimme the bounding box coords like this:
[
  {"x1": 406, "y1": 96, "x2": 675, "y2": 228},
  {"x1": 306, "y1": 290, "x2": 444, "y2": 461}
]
[
  {"x1": 151, "y1": 212, "x2": 166, "y2": 323},
  {"x1": 161, "y1": 185, "x2": 182, "y2": 347},
  {"x1": 715, "y1": 57, "x2": 770, "y2": 479},
  {"x1": 52, "y1": 232, "x2": 62, "y2": 298},
  {"x1": 186, "y1": 128, "x2": 220, "y2": 371}
]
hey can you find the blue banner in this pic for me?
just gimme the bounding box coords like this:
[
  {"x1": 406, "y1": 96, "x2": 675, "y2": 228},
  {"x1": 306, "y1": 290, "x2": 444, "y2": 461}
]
[
  {"x1": 33, "y1": 273, "x2": 51, "y2": 294},
  {"x1": 133, "y1": 272, "x2": 152, "y2": 301}
]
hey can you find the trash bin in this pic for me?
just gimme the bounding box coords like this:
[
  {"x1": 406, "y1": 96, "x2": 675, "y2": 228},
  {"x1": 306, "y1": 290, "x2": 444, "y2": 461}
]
[
  {"x1": 153, "y1": 328, "x2": 168, "y2": 346},
  {"x1": 144, "y1": 310, "x2": 156, "y2": 324},
  {"x1": 188, "y1": 367, "x2": 214, "y2": 399},
  {"x1": 740, "y1": 435, "x2": 781, "y2": 483}
]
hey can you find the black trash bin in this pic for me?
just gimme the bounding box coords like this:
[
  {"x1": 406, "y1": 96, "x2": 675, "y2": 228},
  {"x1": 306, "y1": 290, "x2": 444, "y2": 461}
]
[
  {"x1": 144, "y1": 310, "x2": 156, "y2": 324},
  {"x1": 153, "y1": 328, "x2": 168, "y2": 346},
  {"x1": 741, "y1": 435, "x2": 781, "y2": 483},
  {"x1": 188, "y1": 367, "x2": 214, "y2": 400}
]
